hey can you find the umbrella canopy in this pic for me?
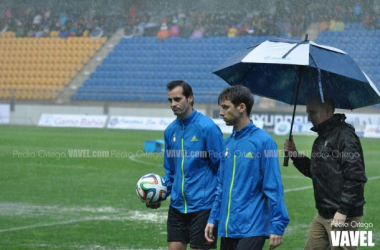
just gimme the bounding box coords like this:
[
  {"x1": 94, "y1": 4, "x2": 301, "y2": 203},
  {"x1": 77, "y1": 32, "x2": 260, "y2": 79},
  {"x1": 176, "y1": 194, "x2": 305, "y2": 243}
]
[{"x1": 213, "y1": 38, "x2": 380, "y2": 109}]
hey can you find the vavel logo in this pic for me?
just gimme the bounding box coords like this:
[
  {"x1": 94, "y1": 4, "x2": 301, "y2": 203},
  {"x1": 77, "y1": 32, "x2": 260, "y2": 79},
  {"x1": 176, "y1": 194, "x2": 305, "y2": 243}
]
[{"x1": 331, "y1": 231, "x2": 375, "y2": 247}]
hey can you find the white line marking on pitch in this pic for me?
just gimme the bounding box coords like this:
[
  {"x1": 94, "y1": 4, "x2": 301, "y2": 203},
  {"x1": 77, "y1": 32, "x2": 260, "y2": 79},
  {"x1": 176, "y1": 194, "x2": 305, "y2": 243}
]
[
  {"x1": 0, "y1": 216, "x2": 115, "y2": 233},
  {"x1": 368, "y1": 176, "x2": 380, "y2": 181},
  {"x1": 128, "y1": 155, "x2": 161, "y2": 167},
  {"x1": 284, "y1": 175, "x2": 380, "y2": 193},
  {"x1": 128, "y1": 155, "x2": 380, "y2": 185},
  {"x1": 284, "y1": 186, "x2": 313, "y2": 193}
]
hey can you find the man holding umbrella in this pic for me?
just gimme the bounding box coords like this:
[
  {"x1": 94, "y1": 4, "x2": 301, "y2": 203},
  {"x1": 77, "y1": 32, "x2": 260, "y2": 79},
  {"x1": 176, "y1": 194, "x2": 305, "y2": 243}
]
[
  {"x1": 205, "y1": 85, "x2": 289, "y2": 250},
  {"x1": 284, "y1": 95, "x2": 367, "y2": 250},
  {"x1": 212, "y1": 37, "x2": 378, "y2": 249}
]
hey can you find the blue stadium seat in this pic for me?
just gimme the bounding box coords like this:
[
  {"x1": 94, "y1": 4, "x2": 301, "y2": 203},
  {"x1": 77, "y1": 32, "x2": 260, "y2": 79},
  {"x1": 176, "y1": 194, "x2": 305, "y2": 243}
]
[{"x1": 73, "y1": 34, "x2": 380, "y2": 103}]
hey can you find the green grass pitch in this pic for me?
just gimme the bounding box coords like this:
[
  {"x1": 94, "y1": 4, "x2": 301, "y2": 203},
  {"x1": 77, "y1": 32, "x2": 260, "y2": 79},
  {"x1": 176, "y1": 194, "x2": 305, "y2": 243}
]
[{"x1": 0, "y1": 125, "x2": 379, "y2": 249}]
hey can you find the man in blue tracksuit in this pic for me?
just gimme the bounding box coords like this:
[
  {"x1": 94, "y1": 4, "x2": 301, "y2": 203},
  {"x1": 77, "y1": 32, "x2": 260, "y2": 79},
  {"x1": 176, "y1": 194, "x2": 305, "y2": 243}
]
[
  {"x1": 148, "y1": 80, "x2": 223, "y2": 250},
  {"x1": 205, "y1": 85, "x2": 289, "y2": 250}
]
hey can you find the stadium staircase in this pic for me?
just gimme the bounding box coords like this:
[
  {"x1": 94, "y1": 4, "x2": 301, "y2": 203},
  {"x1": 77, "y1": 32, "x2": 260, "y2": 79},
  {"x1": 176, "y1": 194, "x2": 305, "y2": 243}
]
[{"x1": 56, "y1": 29, "x2": 125, "y2": 104}]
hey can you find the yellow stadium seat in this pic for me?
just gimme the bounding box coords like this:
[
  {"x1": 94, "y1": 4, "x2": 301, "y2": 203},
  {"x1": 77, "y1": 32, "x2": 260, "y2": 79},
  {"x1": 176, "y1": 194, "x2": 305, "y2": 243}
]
[{"x1": 0, "y1": 35, "x2": 105, "y2": 100}]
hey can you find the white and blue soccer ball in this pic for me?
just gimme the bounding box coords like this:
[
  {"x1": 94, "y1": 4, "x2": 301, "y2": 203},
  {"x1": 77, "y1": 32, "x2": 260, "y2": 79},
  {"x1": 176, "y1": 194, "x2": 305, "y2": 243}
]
[{"x1": 136, "y1": 173, "x2": 167, "y2": 204}]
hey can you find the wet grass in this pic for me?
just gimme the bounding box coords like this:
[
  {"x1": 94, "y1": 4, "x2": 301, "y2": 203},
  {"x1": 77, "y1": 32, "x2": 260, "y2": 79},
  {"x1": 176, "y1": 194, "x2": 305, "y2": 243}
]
[{"x1": 0, "y1": 125, "x2": 378, "y2": 249}]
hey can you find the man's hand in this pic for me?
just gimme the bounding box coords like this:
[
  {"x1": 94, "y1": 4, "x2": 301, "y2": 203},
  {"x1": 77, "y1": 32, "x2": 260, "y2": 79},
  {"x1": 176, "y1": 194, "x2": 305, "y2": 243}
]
[
  {"x1": 269, "y1": 234, "x2": 283, "y2": 250},
  {"x1": 331, "y1": 212, "x2": 347, "y2": 228},
  {"x1": 204, "y1": 223, "x2": 215, "y2": 242},
  {"x1": 146, "y1": 202, "x2": 161, "y2": 209},
  {"x1": 284, "y1": 136, "x2": 298, "y2": 158}
]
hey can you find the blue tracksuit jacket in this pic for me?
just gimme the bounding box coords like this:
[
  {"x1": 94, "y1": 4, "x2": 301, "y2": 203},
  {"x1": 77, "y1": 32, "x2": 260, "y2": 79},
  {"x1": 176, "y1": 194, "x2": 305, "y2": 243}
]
[
  {"x1": 208, "y1": 121, "x2": 289, "y2": 237},
  {"x1": 163, "y1": 110, "x2": 223, "y2": 213}
]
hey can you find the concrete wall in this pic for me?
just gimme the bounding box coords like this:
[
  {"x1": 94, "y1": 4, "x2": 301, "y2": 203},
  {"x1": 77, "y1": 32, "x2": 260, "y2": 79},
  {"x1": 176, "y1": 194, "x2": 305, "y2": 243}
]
[
  {"x1": 108, "y1": 107, "x2": 177, "y2": 117},
  {"x1": 11, "y1": 105, "x2": 103, "y2": 125},
  {"x1": 8, "y1": 104, "x2": 205, "y2": 125}
]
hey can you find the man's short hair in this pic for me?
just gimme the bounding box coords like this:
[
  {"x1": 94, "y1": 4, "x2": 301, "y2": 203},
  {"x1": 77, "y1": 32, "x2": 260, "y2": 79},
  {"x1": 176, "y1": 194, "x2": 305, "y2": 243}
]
[
  {"x1": 166, "y1": 80, "x2": 194, "y2": 106},
  {"x1": 218, "y1": 85, "x2": 254, "y2": 116},
  {"x1": 309, "y1": 95, "x2": 335, "y2": 113}
]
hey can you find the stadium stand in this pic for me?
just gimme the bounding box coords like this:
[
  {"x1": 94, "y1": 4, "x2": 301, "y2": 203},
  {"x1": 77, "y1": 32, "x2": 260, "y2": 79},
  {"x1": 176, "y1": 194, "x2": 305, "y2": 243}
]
[
  {"x1": 0, "y1": 36, "x2": 106, "y2": 100},
  {"x1": 1, "y1": 2, "x2": 378, "y2": 106},
  {"x1": 72, "y1": 24, "x2": 380, "y2": 104},
  {"x1": 316, "y1": 22, "x2": 380, "y2": 90},
  {"x1": 71, "y1": 36, "x2": 286, "y2": 103}
]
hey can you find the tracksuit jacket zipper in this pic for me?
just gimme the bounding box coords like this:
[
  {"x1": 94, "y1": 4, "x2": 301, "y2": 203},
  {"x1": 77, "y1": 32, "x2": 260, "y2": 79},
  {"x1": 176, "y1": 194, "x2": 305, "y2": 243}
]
[
  {"x1": 181, "y1": 125, "x2": 187, "y2": 213},
  {"x1": 225, "y1": 153, "x2": 237, "y2": 237}
]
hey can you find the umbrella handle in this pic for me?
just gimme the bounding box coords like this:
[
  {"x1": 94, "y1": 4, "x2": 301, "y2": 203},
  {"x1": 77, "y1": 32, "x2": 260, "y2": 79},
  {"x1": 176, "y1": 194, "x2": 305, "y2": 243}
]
[
  {"x1": 283, "y1": 112, "x2": 295, "y2": 167},
  {"x1": 283, "y1": 153, "x2": 290, "y2": 166},
  {"x1": 283, "y1": 122, "x2": 294, "y2": 167},
  {"x1": 283, "y1": 66, "x2": 302, "y2": 167}
]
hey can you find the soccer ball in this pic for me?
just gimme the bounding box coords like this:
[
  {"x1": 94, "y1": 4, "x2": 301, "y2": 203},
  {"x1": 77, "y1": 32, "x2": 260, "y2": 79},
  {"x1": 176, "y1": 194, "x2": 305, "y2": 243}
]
[{"x1": 136, "y1": 173, "x2": 167, "y2": 204}]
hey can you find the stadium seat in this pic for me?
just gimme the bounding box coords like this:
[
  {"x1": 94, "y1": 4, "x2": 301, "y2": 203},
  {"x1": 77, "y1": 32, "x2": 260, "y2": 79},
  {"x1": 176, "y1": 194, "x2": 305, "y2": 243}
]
[
  {"x1": 0, "y1": 36, "x2": 106, "y2": 101},
  {"x1": 67, "y1": 36, "x2": 306, "y2": 103}
]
